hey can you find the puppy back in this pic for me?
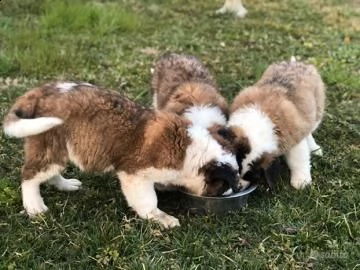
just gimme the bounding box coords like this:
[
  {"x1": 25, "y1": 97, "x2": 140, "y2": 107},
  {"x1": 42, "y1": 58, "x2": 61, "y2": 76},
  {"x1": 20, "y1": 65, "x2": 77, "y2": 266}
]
[{"x1": 151, "y1": 53, "x2": 217, "y2": 109}]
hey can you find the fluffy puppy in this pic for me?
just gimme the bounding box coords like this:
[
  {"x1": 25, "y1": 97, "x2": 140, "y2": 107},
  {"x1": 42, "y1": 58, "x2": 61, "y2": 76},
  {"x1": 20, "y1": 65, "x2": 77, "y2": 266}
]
[
  {"x1": 227, "y1": 59, "x2": 325, "y2": 190},
  {"x1": 216, "y1": 0, "x2": 248, "y2": 18},
  {"x1": 3, "y1": 81, "x2": 239, "y2": 228},
  {"x1": 151, "y1": 53, "x2": 228, "y2": 131}
]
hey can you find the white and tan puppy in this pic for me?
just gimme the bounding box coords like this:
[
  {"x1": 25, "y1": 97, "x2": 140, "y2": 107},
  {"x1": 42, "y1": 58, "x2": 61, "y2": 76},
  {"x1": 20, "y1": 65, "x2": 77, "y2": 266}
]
[
  {"x1": 151, "y1": 53, "x2": 229, "y2": 131},
  {"x1": 3, "y1": 82, "x2": 239, "y2": 228},
  {"x1": 227, "y1": 59, "x2": 325, "y2": 190},
  {"x1": 216, "y1": 0, "x2": 248, "y2": 18}
]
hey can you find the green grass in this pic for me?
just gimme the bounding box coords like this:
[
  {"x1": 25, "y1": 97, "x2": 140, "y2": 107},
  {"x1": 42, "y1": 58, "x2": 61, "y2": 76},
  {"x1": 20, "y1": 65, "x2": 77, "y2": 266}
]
[{"x1": 0, "y1": 0, "x2": 359, "y2": 269}]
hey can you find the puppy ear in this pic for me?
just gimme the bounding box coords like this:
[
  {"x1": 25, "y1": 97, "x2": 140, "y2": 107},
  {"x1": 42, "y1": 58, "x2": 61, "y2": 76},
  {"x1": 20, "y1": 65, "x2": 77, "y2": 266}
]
[
  {"x1": 261, "y1": 157, "x2": 281, "y2": 189},
  {"x1": 235, "y1": 136, "x2": 251, "y2": 174}
]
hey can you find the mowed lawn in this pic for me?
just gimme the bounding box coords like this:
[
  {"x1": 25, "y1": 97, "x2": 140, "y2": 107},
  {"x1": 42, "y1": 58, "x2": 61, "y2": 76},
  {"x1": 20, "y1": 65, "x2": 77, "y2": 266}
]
[{"x1": 0, "y1": 0, "x2": 359, "y2": 269}]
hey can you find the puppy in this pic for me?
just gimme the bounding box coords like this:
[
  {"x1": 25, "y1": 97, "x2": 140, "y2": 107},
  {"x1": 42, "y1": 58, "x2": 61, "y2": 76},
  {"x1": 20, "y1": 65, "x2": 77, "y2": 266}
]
[
  {"x1": 3, "y1": 81, "x2": 239, "y2": 228},
  {"x1": 216, "y1": 0, "x2": 248, "y2": 18},
  {"x1": 227, "y1": 59, "x2": 325, "y2": 190},
  {"x1": 151, "y1": 53, "x2": 228, "y2": 130}
]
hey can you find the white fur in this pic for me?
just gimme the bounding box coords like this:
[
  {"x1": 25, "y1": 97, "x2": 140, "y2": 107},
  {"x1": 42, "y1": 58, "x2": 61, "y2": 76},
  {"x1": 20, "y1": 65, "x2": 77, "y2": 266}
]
[
  {"x1": 81, "y1": 82, "x2": 94, "y2": 87},
  {"x1": 290, "y1": 56, "x2": 297, "y2": 62},
  {"x1": 118, "y1": 170, "x2": 180, "y2": 228},
  {"x1": 48, "y1": 175, "x2": 82, "y2": 191},
  {"x1": 152, "y1": 92, "x2": 158, "y2": 109},
  {"x1": 228, "y1": 105, "x2": 278, "y2": 175},
  {"x1": 22, "y1": 164, "x2": 63, "y2": 217},
  {"x1": 183, "y1": 106, "x2": 226, "y2": 128},
  {"x1": 285, "y1": 139, "x2": 312, "y2": 189},
  {"x1": 216, "y1": 0, "x2": 248, "y2": 17},
  {"x1": 56, "y1": 82, "x2": 78, "y2": 92},
  {"x1": 4, "y1": 117, "x2": 64, "y2": 138},
  {"x1": 183, "y1": 125, "x2": 238, "y2": 194},
  {"x1": 306, "y1": 134, "x2": 323, "y2": 156}
]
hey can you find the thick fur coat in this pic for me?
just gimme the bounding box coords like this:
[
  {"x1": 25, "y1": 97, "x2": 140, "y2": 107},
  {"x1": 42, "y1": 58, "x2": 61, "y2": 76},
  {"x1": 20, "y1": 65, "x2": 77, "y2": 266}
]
[
  {"x1": 3, "y1": 82, "x2": 239, "y2": 228},
  {"x1": 228, "y1": 59, "x2": 325, "y2": 189}
]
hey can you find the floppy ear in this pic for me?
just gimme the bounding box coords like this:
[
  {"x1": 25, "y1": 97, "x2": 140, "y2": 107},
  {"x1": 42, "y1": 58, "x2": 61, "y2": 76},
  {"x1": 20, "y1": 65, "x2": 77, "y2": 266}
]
[
  {"x1": 201, "y1": 161, "x2": 239, "y2": 195},
  {"x1": 234, "y1": 136, "x2": 251, "y2": 174},
  {"x1": 261, "y1": 157, "x2": 281, "y2": 189}
]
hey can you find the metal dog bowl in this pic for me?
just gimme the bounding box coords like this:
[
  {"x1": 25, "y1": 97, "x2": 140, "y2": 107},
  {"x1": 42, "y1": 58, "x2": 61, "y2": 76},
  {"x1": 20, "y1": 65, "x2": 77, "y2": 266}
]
[{"x1": 180, "y1": 185, "x2": 258, "y2": 214}]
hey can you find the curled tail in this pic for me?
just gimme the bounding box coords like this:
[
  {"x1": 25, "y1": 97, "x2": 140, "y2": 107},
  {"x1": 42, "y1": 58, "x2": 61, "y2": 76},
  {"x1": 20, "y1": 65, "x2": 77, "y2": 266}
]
[{"x1": 3, "y1": 89, "x2": 63, "y2": 138}]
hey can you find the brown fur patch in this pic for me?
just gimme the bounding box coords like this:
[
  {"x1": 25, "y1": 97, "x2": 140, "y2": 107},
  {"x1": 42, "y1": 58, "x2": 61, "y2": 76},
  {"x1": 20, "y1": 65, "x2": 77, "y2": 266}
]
[
  {"x1": 230, "y1": 61, "x2": 326, "y2": 153},
  {"x1": 151, "y1": 53, "x2": 229, "y2": 118},
  {"x1": 5, "y1": 82, "x2": 193, "y2": 179}
]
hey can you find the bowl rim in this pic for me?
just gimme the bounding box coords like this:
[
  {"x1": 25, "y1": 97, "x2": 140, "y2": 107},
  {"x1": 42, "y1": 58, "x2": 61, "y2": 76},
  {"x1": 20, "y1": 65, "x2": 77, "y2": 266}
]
[{"x1": 181, "y1": 185, "x2": 258, "y2": 200}]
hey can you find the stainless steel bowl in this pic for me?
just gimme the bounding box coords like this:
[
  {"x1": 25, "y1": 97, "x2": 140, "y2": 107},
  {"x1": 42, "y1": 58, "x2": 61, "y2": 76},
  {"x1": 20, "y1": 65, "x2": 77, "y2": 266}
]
[{"x1": 180, "y1": 185, "x2": 258, "y2": 214}]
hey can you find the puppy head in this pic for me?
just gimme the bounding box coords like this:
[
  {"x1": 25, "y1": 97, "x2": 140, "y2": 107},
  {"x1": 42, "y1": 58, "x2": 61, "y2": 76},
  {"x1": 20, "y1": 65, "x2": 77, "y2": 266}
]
[
  {"x1": 183, "y1": 125, "x2": 240, "y2": 197},
  {"x1": 199, "y1": 160, "x2": 239, "y2": 196},
  {"x1": 164, "y1": 82, "x2": 229, "y2": 118},
  {"x1": 225, "y1": 126, "x2": 277, "y2": 188}
]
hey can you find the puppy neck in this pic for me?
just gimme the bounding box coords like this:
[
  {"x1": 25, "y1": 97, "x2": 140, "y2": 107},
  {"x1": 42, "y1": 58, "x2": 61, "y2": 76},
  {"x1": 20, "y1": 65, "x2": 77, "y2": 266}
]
[
  {"x1": 183, "y1": 105, "x2": 227, "y2": 129},
  {"x1": 228, "y1": 105, "x2": 278, "y2": 174}
]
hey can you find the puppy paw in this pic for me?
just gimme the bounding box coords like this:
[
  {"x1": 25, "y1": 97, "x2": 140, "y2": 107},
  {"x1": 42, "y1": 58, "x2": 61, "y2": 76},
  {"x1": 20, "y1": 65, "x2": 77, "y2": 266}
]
[
  {"x1": 290, "y1": 177, "x2": 312, "y2": 190},
  {"x1": 311, "y1": 147, "x2": 323, "y2": 157},
  {"x1": 57, "y1": 178, "x2": 82, "y2": 191},
  {"x1": 49, "y1": 176, "x2": 82, "y2": 191},
  {"x1": 148, "y1": 209, "x2": 180, "y2": 229},
  {"x1": 236, "y1": 8, "x2": 248, "y2": 17},
  {"x1": 24, "y1": 197, "x2": 49, "y2": 218}
]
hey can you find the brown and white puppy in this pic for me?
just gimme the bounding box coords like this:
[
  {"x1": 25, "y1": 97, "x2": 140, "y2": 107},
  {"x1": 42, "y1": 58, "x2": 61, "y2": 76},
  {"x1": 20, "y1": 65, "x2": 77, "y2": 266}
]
[
  {"x1": 3, "y1": 82, "x2": 239, "y2": 228},
  {"x1": 151, "y1": 53, "x2": 229, "y2": 133},
  {"x1": 228, "y1": 58, "x2": 325, "y2": 190},
  {"x1": 216, "y1": 0, "x2": 248, "y2": 18},
  {"x1": 151, "y1": 53, "x2": 238, "y2": 194}
]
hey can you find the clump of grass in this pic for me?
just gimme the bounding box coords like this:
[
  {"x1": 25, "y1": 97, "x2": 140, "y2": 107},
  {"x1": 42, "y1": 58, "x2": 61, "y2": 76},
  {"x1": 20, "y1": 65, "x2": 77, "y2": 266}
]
[{"x1": 39, "y1": 0, "x2": 141, "y2": 35}]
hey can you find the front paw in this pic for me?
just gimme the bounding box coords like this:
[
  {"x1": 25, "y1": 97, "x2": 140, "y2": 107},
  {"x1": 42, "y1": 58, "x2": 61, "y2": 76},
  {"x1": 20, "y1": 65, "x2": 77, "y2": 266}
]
[
  {"x1": 290, "y1": 177, "x2": 312, "y2": 190},
  {"x1": 147, "y1": 209, "x2": 180, "y2": 229},
  {"x1": 24, "y1": 197, "x2": 49, "y2": 218}
]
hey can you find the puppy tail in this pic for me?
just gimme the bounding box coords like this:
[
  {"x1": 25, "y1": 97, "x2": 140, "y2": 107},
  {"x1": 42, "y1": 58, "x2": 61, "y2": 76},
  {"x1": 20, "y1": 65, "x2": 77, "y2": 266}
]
[
  {"x1": 3, "y1": 90, "x2": 63, "y2": 138},
  {"x1": 3, "y1": 116, "x2": 63, "y2": 138}
]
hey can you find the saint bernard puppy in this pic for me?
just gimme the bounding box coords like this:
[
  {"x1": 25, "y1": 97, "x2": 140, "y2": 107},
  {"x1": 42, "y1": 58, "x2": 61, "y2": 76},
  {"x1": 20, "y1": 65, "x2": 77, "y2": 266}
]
[
  {"x1": 228, "y1": 58, "x2": 325, "y2": 190},
  {"x1": 151, "y1": 53, "x2": 239, "y2": 194},
  {"x1": 3, "y1": 82, "x2": 239, "y2": 228}
]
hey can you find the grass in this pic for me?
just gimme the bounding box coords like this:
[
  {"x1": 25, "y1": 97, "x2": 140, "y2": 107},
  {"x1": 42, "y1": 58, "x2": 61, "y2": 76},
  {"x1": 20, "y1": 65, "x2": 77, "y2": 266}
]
[{"x1": 0, "y1": 0, "x2": 359, "y2": 268}]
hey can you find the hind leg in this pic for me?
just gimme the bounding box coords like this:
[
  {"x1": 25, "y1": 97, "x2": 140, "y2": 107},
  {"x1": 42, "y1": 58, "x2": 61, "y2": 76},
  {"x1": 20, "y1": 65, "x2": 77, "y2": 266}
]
[
  {"x1": 306, "y1": 134, "x2": 323, "y2": 156},
  {"x1": 48, "y1": 175, "x2": 82, "y2": 191},
  {"x1": 22, "y1": 164, "x2": 64, "y2": 217},
  {"x1": 285, "y1": 139, "x2": 312, "y2": 190}
]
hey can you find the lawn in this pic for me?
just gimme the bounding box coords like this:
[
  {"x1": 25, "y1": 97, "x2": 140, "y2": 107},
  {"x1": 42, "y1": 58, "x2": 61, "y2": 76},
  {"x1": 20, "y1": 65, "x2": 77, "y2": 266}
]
[{"x1": 0, "y1": 0, "x2": 359, "y2": 269}]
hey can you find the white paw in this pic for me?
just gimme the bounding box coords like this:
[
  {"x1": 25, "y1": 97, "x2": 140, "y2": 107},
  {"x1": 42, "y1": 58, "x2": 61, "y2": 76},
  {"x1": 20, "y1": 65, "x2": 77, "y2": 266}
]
[
  {"x1": 290, "y1": 177, "x2": 312, "y2": 190},
  {"x1": 49, "y1": 176, "x2": 82, "y2": 191},
  {"x1": 236, "y1": 8, "x2": 248, "y2": 17},
  {"x1": 56, "y1": 178, "x2": 82, "y2": 191},
  {"x1": 23, "y1": 196, "x2": 49, "y2": 217},
  {"x1": 311, "y1": 148, "x2": 323, "y2": 157},
  {"x1": 148, "y1": 209, "x2": 180, "y2": 229}
]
